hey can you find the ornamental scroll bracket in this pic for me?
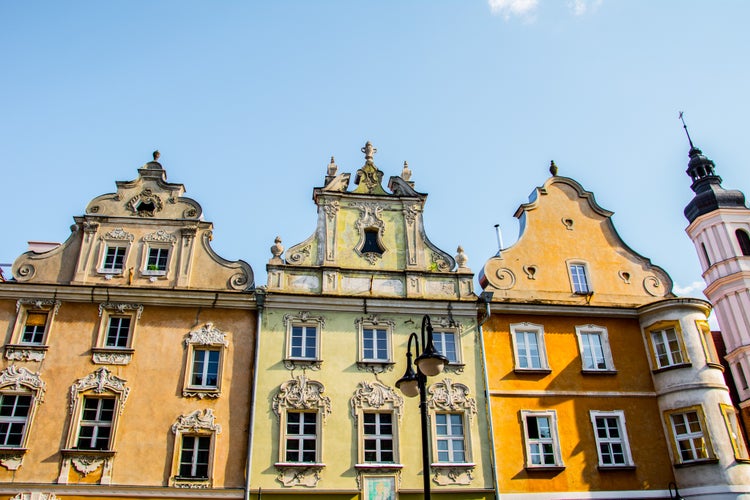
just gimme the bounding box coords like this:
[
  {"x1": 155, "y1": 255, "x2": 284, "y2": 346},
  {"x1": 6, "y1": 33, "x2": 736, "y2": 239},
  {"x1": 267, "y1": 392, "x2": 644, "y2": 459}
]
[
  {"x1": 426, "y1": 378, "x2": 477, "y2": 420},
  {"x1": 272, "y1": 375, "x2": 331, "y2": 421}
]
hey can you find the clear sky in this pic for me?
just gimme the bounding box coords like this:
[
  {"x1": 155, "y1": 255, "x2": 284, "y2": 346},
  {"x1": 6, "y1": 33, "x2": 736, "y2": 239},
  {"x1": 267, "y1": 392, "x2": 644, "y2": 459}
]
[{"x1": 2, "y1": 1, "x2": 749, "y2": 313}]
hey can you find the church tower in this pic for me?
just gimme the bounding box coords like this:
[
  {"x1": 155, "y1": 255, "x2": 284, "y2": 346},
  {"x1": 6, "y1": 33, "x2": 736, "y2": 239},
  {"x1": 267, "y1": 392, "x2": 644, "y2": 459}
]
[{"x1": 682, "y1": 123, "x2": 750, "y2": 429}]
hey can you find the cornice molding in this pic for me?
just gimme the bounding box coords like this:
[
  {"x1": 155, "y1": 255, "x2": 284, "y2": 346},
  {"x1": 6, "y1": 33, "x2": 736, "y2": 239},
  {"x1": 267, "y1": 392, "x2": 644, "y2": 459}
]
[{"x1": 263, "y1": 293, "x2": 478, "y2": 316}]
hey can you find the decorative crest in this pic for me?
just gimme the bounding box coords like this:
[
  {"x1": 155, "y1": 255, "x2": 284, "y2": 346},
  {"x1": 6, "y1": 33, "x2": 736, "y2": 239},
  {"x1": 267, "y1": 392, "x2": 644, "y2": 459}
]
[
  {"x1": 184, "y1": 323, "x2": 229, "y2": 347},
  {"x1": 350, "y1": 380, "x2": 403, "y2": 419},
  {"x1": 427, "y1": 378, "x2": 477, "y2": 419},
  {"x1": 171, "y1": 409, "x2": 222, "y2": 434},
  {"x1": 272, "y1": 375, "x2": 331, "y2": 420},
  {"x1": 69, "y1": 367, "x2": 129, "y2": 414},
  {"x1": 0, "y1": 366, "x2": 46, "y2": 402}
]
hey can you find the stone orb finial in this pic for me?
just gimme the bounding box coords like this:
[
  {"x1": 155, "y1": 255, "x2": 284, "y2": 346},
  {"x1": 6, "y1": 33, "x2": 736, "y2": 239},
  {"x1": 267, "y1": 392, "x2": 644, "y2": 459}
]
[
  {"x1": 401, "y1": 161, "x2": 412, "y2": 181},
  {"x1": 455, "y1": 245, "x2": 468, "y2": 269},
  {"x1": 270, "y1": 236, "x2": 284, "y2": 264}
]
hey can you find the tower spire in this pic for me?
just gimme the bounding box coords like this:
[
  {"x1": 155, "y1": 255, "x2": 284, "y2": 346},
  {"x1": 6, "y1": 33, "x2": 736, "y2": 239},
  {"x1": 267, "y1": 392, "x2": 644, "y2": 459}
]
[{"x1": 678, "y1": 111, "x2": 695, "y2": 150}]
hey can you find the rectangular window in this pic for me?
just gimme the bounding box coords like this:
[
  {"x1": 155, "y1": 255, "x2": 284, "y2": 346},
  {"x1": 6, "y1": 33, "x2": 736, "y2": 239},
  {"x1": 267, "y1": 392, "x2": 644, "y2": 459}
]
[
  {"x1": 435, "y1": 413, "x2": 466, "y2": 463},
  {"x1": 590, "y1": 411, "x2": 633, "y2": 467},
  {"x1": 147, "y1": 248, "x2": 169, "y2": 272},
  {"x1": 433, "y1": 331, "x2": 458, "y2": 364},
  {"x1": 191, "y1": 349, "x2": 220, "y2": 388},
  {"x1": 21, "y1": 312, "x2": 48, "y2": 344},
  {"x1": 651, "y1": 328, "x2": 685, "y2": 368},
  {"x1": 516, "y1": 331, "x2": 543, "y2": 369},
  {"x1": 102, "y1": 246, "x2": 126, "y2": 273},
  {"x1": 290, "y1": 325, "x2": 318, "y2": 360},
  {"x1": 179, "y1": 435, "x2": 211, "y2": 479},
  {"x1": 521, "y1": 410, "x2": 562, "y2": 468},
  {"x1": 696, "y1": 320, "x2": 720, "y2": 366},
  {"x1": 720, "y1": 403, "x2": 750, "y2": 461},
  {"x1": 362, "y1": 328, "x2": 389, "y2": 362},
  {"x1": 669, "y1": 409, "x2": 711, "y2": 463},
  {"x1": 576, "y1": 325, "x2": 614, "y2": 372},
  {"x1": 76, "y1": 397, "x2": 115, "y2": 450},
  {"x1": 570, "y1": 264, "x2": 590, "y2": 294},
  {"x1": 363, "y1": 413, "x2": 394, "y2": 463},
  {"x1": 105, "y1": 316, "x2": 131, "y2": 348},
  {"x1": 0, "y1": 394, "x2": 32, "y2": 447},
  {"x1": 285, "y1": 412, "x2": 317, "y2": 463}
]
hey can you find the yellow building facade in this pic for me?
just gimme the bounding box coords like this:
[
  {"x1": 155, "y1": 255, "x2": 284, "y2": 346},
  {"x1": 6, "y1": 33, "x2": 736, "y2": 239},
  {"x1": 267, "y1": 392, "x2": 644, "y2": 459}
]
[
  {"x1": 0, "y1": 155, "x2": 257, "y2": 499},
  {"x1": 479, "y1": 167, "x2": 750, "y2": 498},
  {"x1": 249, "y1": 144, "x2": 494, "y2": 499}
]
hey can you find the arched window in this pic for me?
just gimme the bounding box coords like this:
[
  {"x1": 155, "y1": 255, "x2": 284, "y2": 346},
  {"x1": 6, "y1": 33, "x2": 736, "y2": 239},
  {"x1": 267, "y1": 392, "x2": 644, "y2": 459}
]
[
  {"x1": 736, "y1": 229, "x2": 750, "y2": 256},
  {"x1": 701, "y1": 243, "x2": 711, "y2": 266}
]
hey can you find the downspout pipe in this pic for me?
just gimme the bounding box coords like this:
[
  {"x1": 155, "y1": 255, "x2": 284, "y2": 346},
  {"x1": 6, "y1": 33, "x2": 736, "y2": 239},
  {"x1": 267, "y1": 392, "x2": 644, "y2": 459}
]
[
  {"x1": 477, "y1": 291, "x2": 500, "y2": 500},
  {"x1": 244, "y1": 288, "x2": 266, "y2": 500}
]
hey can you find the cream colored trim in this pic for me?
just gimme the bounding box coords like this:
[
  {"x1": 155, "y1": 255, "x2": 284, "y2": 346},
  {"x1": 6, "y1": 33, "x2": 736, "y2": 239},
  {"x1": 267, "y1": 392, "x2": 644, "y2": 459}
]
[
  {"x1": 182, "y1": 324, "x2": 229, "y2": 399},
  {"x1": 170, "y1": 409, "x2": 221, "y2": 488}
]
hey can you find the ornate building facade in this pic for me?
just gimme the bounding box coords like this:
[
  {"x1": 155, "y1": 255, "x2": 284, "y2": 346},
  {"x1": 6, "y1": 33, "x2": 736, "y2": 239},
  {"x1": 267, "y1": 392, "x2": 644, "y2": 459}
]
[
  {"x1": 479, "y1": 165, "x2": 750, "y2": 498},
  {"x1": 249, "y1": 143, "x2": 494, "y2": 499},
  {"x1": 0, "y1": 155, "x2": 257, "y2": 499}
]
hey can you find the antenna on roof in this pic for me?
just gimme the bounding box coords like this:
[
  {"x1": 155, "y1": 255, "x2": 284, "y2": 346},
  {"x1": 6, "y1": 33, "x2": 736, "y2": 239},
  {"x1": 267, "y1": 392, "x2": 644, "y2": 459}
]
[{"x1": 678, "y1": 111, "x2": 695, "y2": 149}]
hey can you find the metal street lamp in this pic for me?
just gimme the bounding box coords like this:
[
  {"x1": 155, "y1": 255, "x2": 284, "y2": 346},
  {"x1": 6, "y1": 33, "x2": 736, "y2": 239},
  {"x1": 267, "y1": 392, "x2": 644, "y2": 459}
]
[{"x1": 395, "y1": 315, "x2": 449, "y2": 499}]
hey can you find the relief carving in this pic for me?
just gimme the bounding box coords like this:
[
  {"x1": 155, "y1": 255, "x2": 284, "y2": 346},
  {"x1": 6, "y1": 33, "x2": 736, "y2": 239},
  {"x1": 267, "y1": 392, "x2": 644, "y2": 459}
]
[
  {"x1": 11, "y1": 493, "x2": 59, "y2": 500},
  {"x1": 283, "y1": 312, "x2": 325, "y2": 329},
  {"x1": 287, "y1": 244, "x2": 311, "y2": 265},
  {"x1": 14, "y1": 264, "x2": 35, "y2": 281},
  {"x1": 643, "y1": 275, "x2": 664, "y2": 297},
  {"x1": 71, "y1": 455, "x2": 104, "y2": 476},
  {"x1": 432, "y1": 465, "x2": 474, "y2": 485},
  {"x1": 92, "y1": 351, "x2": 132, "y2": 365},
  {"x1": 272, "y1": 376, "x2": 331, "y2": 420},
  {"x1": 126, "y1": 189, "x2": 163, "y2": 217},
  {"x1": 427, "y1": 379, "x2": 477, "y2": 419},
  {"x1": 0, "y1": 366, "x2": 46, "y2": 403},
  {"x1": 143, "y1": 229, "x2": 176, "y2": 243},
  {"x1": 5, "y1": 348, "x2": 46, "y2": 362},
  {"x1": 16, "y1": 299, "x2": 61, "y2": 316},
  {"x1": 69, "y1": 368, "x2": 129, "y2": 415},
  {"x1": 491, "y1": 268, "x2": 516, "y2": 290},
  {"x1": 350, "y1": 381, "x2": 403, "y2": 419},
  {"x1": 0, "y1": 451, "x2": 25, "y2": 471},
  {"x1": 184, "y1": 323, "x2": 229, "y2": 347},
  {"x1": 100, "y1": 228, "x2": 134, "y2": 241},
  {"x1": 98, "y1": 303, "x2": 143, "y2": 319},
  {"x1": 172, "y1": 409, "x2": 222, "y2": 434}
]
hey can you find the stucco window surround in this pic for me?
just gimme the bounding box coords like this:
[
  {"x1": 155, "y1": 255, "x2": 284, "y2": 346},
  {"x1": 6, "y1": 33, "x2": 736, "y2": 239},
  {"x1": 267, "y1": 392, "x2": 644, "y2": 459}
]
[
  {"x1": 5, "y1": 299, "x2": 62, "y2": 362},
  {"x1": 283, "y1": 312, "x2": 325, "y2": 371},
  {"x1": 430, "y1": 316, "x2": 465, "y2": 374},
  {"x1": 182, "y1": 323, "x2": 228, "y2": 399},
  {"x1": 643, "y1": 320, "x2": 691, "y2": 373},
  {"x1": 509, "y1": 322, "x2": 551, "y2": 373},
  {"x1": 170, "y1": 409, "x2": 221, "y2": 489},
  {"x1": 695, "y1": 320, "x2": 723, "y2": 370},
  {"x1": 426, "y1": 379, "x2": 477, "y2": 486},
  {"x1": 95, "y1": 228, "x2": 135, "y2": 278},
  {"x1": 719, "y1": 403, "x2": 750, "y2": 462},
  {"x1": 575, "y1": 325, "x2": 616, "y2": 374},
  {"x1": 566, "y1": 260, "x2": 593, "y2": 295},
  {"x1": 140, "y1": 229, "x2": 176, "y2": 279},
  {"x1": 520, "y1": 409, "x2": 564, "y2": 470},
  {"x1": 664, "y1": 405, "x2": 717, "y2": 466},
  {"x1": 0, "y1": 366, "x2": 46, "y2": 471},
  {"x1": 272, "y1": 376, "x2": 331, "y2": 488},
  {"x1": 58, "y1": 367, "x2": 130, "y2": 485},
  {"x1": 356, "y1": 315, "x2": 395, "y2": 373},
  {"x1": 91, "y1": 303, "x2": 143, "y2": 366},
  {"x1": 350, "y1": 380, "x2": 404, "y2": 470},
  {"x1": 589, "y1": 410, "x2": 635, "y2": 469}
]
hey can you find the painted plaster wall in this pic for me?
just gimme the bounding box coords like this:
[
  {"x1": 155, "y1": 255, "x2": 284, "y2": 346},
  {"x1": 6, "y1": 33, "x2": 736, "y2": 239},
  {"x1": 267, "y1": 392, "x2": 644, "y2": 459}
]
[
  {"x1": 484, "y1": 313, "x2": 674, "y2": 494},
  {"x1": 249, "y1": 305, "x2": 493, "y2": 496},
  {"x1": 0, "y1": 298, "x2": 254, "y2": 488}
]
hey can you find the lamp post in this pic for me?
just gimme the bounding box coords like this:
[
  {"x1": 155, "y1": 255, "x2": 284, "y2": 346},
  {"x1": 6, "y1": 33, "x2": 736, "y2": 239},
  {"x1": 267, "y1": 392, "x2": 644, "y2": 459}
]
[{"x1": 395, "y1": 315, "x2": 449, "y2": 500}]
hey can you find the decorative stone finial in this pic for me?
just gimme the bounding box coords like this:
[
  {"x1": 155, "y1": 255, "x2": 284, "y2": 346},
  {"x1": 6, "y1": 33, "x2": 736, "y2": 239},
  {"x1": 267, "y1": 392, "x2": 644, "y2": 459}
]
[
  {"x1": 455, "y1": 245, "x2": 468, "y2": 269},
  {"x1": 549, "y1": 160, "x2": 558, "y2": 176},
  {"x1": 361, "y1": 141, "x2": 377, "y2": 164},
  {"x1": 401, "y1": 161, "x2": 412, "y2": 182},
  {"x1": 270, "y1": 236, "x2": 284, "y2": 264},
  {"x1": 327, "y1": 156, "x2": 338, "y2": 177},
  {"x1": 153, "y1": 150, "x2": 161, "y2": 161}
]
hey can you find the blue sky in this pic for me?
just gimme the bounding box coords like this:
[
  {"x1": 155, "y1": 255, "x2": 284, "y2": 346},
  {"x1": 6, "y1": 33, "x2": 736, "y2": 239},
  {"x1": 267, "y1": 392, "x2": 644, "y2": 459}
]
[{"x1": 2, "y1": 1, "x2": 749, "y2": 311}]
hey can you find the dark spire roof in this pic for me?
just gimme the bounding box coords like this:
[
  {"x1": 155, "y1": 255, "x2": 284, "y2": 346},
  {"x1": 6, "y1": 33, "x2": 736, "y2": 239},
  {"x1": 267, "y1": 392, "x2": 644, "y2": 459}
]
[{"x1": 684, "y1": 146, "x2": 746, "y2": 223}]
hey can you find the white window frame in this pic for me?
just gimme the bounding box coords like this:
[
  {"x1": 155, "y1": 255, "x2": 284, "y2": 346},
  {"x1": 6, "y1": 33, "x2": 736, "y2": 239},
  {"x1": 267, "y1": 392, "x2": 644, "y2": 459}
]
[
  {"x1": 92, "y1": 303, "x2": 143, "y2": 366},
  {"x1": 567, "y1": 261, "x2": 592, "y2": 294},
  {"x1": 509, "y1": 322, "x2": 550, "y2": 372},
  {"x1": 5, "y1": 299, "x2": 61, "y2": 362},
  {"x1": 182, "y1": 323, "x2": 228, "y2": 399},
  {"x1": 433, "y1": 329, "x2": 462, "y2": 365},
  {"x1": 283, "y1": 312, "x2": 325, "y2": 370},
  {"x1": 0, "y1": 366, "x2": 46, "y2": 471},
  {"x1": 95, "y1": 228, "x2": 134, "y2": 277},
  {"x1": 521, "y1": 409, "x2": 564, "y2": 469},
  {"x1": 575, "y1": 325, "x2": 615, "y2": 373},
  {"x1": 141, "y1": 230, "x2": 176, "y2": 278},
  {"x1": 283, "y1": 411, "x2": 320, "y2": 463},
  {"x1": 75, "y1": 396, "x2": 116, "y2": 451},
  {"x1": 356, "y1": 315, "x2": 395, "y2": 370},
  {"x1": 426, "y1": 379, "x2": 477, "y2": 476},
  {"x1": 589, "y1": 410, "x2": 634, "y2": 468},
  {"x1": 645, "y1": 321, "x2": 690, "y2": 371},
  {"x1": 351, "y1": 380, "x2": 403, "y2": 469},
  {"x1": 665, "y1": 405, "x2": 716, "y2": 465},
  {"x1": 170, "y1": 409, "x2": 220, "y2": 488},
  {"x1": 434, "y1": 412, "x2": 468, "y2": 463}
]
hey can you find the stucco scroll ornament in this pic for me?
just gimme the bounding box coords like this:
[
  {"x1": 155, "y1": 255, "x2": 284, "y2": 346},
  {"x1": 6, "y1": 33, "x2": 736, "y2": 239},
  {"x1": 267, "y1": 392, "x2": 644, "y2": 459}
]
[
  {"x1": 491, "y1": 267, "x2": 516, "y2": 290},
  {"x1": 426, "y1": 379, "x2": 477, "y2": 420},
  {"x1": 432, "y1": 466, "x2": 474, "y2": 486},
  {"x1": 98, "y1": 303, "x2": 144, "y2": 319},
  {"x1": 430, "y1": 253, "x2": 451, "y2": 273},
  {"x1": 351, "y1": 202, "x2": 387, "y2": 264},
  {"x1": 272, "y1": 375, "x2": 332, "y2": 421},
  {"x1": 143, "y1": 229, "x2": 177, "y2": 243},
  {"x1": 68, "y1": 367, "x2": 129, "y2": 415},
  {"x1": 184, "y1": 323, "x2": 229, "y2": 347},
  {"x1": 172, "y1": 409, "x2": 222, "y2": 435},
  {"x1": 0, "y1": 366, "x2": 46, "y2": 403},
  {"x1": 350, "y1": 380, "x2": 403, "y2": 419},
  {"x1": 14, "y1": 264, "x2": 35, "y2": 281},
  {"x1": 321, "y1": 200, "x2": 340, "y2": 220},
  {"x1": 101, "y1": 228, "x2": 134, "y2": 241},
  {"x1": 16, "y1": 299, "x2": 61, "y2": 316},
  {"x1": 277, "y1": 467, "x2": 322, "y2": 488},
  {"x1": 11, "y1": 493, "x2": 59, "y2": 500},
  {"x1": 71, "y1": 456, "x2": 105, "y2": 476},
  {"x1": 643, "y1": 275, "x2": 664, "y2": 297},
  {"x1": 402, "y1": 204, "x2": 420, "y2": 224},
  {"x1": 287, "y1": 244, "x2": 311, "y2": 265},
  {"x1": 283, "y1": 312, "x2": 325, "y2": 329},
  {"x1": 229, "y1": 272, "x2": 250, "y2": 291},
  {"x1": 126, "y1": 188, "x2": 163, "y2": 217}
]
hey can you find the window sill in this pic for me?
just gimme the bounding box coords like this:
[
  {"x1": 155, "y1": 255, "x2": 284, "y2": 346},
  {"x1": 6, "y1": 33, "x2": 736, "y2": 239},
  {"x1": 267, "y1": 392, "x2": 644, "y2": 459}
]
[
  {"x1": 674, "y1": 457, "x2": 719, "y2": 468},
  {"x1": 284, "y1": 358, "x2": 322, "y2": 371},
  {"x1": 653, "y1": 362, "x2": 693, "y2": 374},
  {"x1": 431, "y1": 462, "x2": 476, "y2": 468},
  {"x1": 92, "y1": 347, "x2": 134, "y2": 366},
  {"x1": 183, "y1": 387, "x2": 221, "y2": 399},
  {"x1": 4, "y1": 344, "x2": 48, "y2": 362},
  {"x1": 444, "y1": 363, "x2": 465, "y2": 374},
  {"x1": 707, "y1": 362, "x2": 725, "y2": 372},
  {"x1": 61, "y1": 449, "x2": 116, "y2": 457},
  {"x1": 275, "y1": 462, "x2": 325, "y2": 468},
  {"x1": 524, "y1": 464, "x2": 565, "y2": 471},
  {"x1": 598, "y1": 464, "x2": 636, "y2": 471},
  {"x1": 172, "y1": 476, "x2": 211, "y2": 489},
  {"x1": 141, "y1": 269, "x2": 167, "y2": 276},
  {"x1": 97, "y1": 269, "x2": 124, "y2": 277},
  {"x1": 357, "y1": 361, "x2": 395, "y2": 374},
  {"x1": 581, "y1": 369, "x2": 617, "y2": 375},
  {"x1": 355, "y1": 463, "x2": 403, "y2": 470},
  {"x1": 514, "y1": 368, "x2": 552, "y2": 375}
]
